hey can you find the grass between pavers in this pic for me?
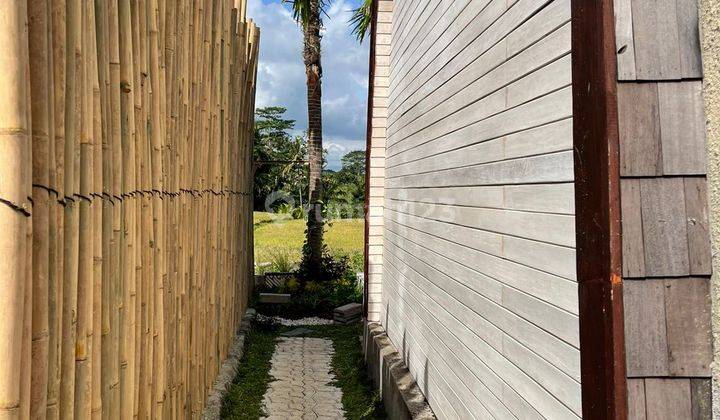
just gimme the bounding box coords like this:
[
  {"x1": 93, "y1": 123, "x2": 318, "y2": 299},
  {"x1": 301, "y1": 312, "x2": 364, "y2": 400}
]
[
  {"x1": 220, "y1": 325, "x2": 277, "y2": 419},
  {"x1": 304, "y1": 324, "x2": 386, "y2": 420},
  {"x1": 220, "y1": 321, "x2": 385, "y2": 420},
  {"x1": 254, "y1": 211, "x2": 364, "y2": 270}
]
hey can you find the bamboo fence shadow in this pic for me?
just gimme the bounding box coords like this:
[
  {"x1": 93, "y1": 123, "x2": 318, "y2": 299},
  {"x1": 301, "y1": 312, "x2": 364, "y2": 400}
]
[{"x1": 0, "y1": 0, "x2": 259, "y2": 418}]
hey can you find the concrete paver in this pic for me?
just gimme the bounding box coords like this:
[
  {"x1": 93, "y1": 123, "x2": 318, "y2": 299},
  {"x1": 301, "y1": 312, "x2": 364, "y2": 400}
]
[{"x1": 261, "y1": 337, "x2": 344, "y2": 419}]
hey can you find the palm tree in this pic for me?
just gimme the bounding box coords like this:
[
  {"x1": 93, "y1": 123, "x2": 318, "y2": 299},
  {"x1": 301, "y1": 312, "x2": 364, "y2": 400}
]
[
  {"x1": 350, "y1": 0, "x2": 373, "y2": 43},
  {"x1": 285, "y1": 0, "x2": 373, "y2": 276},
  {"x1": 285, "y1": 0, "x2": 326, "y2": 274}
]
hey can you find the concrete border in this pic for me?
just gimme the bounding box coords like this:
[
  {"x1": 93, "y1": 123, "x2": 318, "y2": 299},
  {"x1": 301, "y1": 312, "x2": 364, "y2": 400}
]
[
  {"x1": 363, "y1": 322, "x2": 436, "y2": 420},
  {"x1": 201, "y1": 308, "x2": 257, "y2": 419}
]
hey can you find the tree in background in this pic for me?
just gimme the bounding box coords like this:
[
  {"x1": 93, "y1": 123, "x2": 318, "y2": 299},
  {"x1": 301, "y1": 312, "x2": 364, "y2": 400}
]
[
  {"x1": 285, "y1": 0, "x2": 326, "y2": 274},
  {"x1": 324, "y1": 150, "x2": 366, "y2": 218},
  {"x1": 282, "y1": 0, "x2": 374, "y2": 277},
  {"x1": 350, "y1": 0, "x2": 373, "y2": 42},
  {"x1": 253, "y1": 107, "x2": 308, "y2": 211}
]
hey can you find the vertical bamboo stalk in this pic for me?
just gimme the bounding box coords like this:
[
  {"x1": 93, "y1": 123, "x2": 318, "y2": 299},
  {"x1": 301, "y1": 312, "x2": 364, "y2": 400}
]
[
  {"x1": 106, "y1": 1, "x2": 122, "y2": 417},
  {"x1": 148, "y1": 1, "x2": 166, "y2": 416},
  {"x1": 59, "y1": 0, "x2": 82, "y2": 415},
  {"x1": 92, "y1": 1, "x2": 112, "y2": 417},
  {"x1": 88, "y1": 1, "x2": 104, "y2": 416},
  {"x1": 28, "y1": 0, "x2": 51, "y2": 417},
  {"x1": 117, "y1": 1, "x2": 136, "y2": 417},
  {"x1": 74, "y1": 0, "x2": 94, "y2": 415},
  {"x1": 0, "y1": 2, "x2": 30, "y2": 419},
  {"x1": 47, "y1": 2, "x2": 66, "y2": 418}
]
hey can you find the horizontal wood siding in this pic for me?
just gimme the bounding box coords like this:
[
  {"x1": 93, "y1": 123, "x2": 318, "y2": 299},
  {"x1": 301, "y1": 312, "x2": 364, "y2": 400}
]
[{"x1": 380, "y1": 0, "x2": 579, "y2": 418}]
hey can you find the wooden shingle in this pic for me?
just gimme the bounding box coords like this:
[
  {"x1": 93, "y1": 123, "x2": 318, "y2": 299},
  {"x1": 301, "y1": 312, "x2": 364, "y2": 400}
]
[
  {"x1": 691, "y1": 379, "x2": 712, "y2": 420},
  {"x1": 665, "y1": 278, "x2": 712, "y2": 376},
  {"x1": 621, "y1": 179, "x2": 646, "y2": 278},
  {"x1": 645, "y1": 379, "x2": 692, "y2": 420},
  {"x1": 684, "y1": 178, "x2": 712, "y2": 275},
  {"x1": 627, "y1": 379, "x2": 647, "y2": 420},
  {"x1": 640, "y1": 178, "x2": 690, "y2": 277},
  {"x1": 624, "y1": 280, "x2": 669, "y2": 376},
  {"x1": 658, "y1": 81, "x2": 706, "y2": 175},
  {"x1": 676, "y1": 0, "x2": 703, "y2": 77},
  {"x1": 618, "y1": 83, "x2": 662, "y2": 176},
  {"x1": 632, "y1": 0, "x2": 682, "y2": 79}
]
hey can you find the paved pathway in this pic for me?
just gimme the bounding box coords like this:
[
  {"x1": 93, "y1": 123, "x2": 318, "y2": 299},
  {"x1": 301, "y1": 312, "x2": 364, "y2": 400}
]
[{"x1": 261, "y1": 337, "x2": 345, "y2": 420}]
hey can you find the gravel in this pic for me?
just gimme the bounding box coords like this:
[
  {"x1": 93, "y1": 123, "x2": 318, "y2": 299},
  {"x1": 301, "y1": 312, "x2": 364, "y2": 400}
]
[{"x1": 257, "y1": 314, "x2": 335, "y2": 326}]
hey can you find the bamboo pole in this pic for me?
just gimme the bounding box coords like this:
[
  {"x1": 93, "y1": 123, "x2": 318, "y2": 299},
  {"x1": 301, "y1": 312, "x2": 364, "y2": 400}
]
[
  {"x1": 47, "y1": 2, "x2": 66, "y2": 418},
  {"x1": 106, "y1": 1, "x2": 122, "y2": 417},
  {"x1": 0, "y1": 2, "x2": 30, "y2": 419},
  {"x1": 59, "y1": 0, "x2": 82, "y2": 416},
  {"x1": 117, "y1": 1, "x2": 136, "y2": 418},
  {"x1": 28, "y1": 0, "x2": 52, "y2": 417},
  {"x1": 1, "y1": 1, "x2": 259, "y2": 417},
  {"x1": 74, "y1": 0, "x2": 94, "y2": 416},
  {"x1": 88, "y1": 1, "x2": 104, "y2": 417}
]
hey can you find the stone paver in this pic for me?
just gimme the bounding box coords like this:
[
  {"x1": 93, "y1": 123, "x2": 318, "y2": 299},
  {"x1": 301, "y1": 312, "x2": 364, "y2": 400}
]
[{"x1": 262, "y1": 337, "x2": 345, "y2": 420}]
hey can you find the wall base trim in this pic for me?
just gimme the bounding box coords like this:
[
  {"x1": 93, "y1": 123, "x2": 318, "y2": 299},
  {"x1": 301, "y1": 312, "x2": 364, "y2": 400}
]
[
  {"x1": 201, "y1": 308, "x2": 257, "y2": 419},
  {"x1": 363, "y1": 322, "x2": 436, "y2": 420}
]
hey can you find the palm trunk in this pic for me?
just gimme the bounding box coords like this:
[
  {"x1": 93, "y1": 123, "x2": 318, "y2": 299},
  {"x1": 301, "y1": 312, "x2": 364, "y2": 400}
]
[{"x1": 303, "y1": 0, "x2": 324, "y2": 276}]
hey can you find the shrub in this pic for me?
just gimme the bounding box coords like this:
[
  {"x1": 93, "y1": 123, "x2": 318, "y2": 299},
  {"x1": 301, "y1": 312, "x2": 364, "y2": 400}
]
[
  {"x1": 267, "y1": 247, "x2": 297, "y2": 272},
  {"x1": 296, "y1": 245, "x2": 350, "y2": 284}
]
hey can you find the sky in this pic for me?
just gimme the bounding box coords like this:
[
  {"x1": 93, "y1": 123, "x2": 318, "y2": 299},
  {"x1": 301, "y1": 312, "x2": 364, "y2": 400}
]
[{"x1": 247, "y1": 0, "x2": 370, "y2": 170}]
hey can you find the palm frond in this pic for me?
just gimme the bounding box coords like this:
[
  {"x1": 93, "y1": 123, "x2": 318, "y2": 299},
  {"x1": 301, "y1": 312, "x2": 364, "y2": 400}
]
[
  {"x1": 349, "y1": 0, "x2": 372, "y2": 43},
  {"x1": 283, "y1": 0, "x2": 330, "y2": 26}
]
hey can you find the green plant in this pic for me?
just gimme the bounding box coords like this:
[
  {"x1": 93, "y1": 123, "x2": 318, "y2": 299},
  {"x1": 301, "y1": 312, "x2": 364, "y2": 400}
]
[
  {"x1": 221, "y1": 324, "x2": 278, "y2": 419},
  {"x1": 297, "y1": 244, "x2": 350, "y2": 285},
  {"x1": 307, "y1": 324, "x2": 386, "y2": 419},
  {"x1": 267, "y1": 247, "x2": 297, "y2": 272},
  {"x1": 255, "y1": 276, "x2": 362, "y2": 319}
]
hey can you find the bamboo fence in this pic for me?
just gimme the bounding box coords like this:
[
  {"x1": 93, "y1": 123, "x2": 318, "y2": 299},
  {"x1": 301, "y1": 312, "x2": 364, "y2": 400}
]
[{"x1": 0, "y1": 0, "x2": 259, "y2": 418}]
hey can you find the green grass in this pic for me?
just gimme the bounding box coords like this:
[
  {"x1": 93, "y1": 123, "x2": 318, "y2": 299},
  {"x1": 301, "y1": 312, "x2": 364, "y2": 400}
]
[
  {"x1": 306, "y1": 324, "x2": 386, "y2": 420},
  {"x1": 254, "y1": 211, "x2": 364, "y2": 272},
  {"x1": 220, "y1": 325, "x2": 278, "y2": 419}
]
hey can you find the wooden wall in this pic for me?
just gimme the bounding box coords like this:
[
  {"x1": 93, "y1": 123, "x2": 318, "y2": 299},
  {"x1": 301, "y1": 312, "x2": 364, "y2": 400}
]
[
  {"x1": 376, "y1": 0, "x2": 580, "y2": 417},
  {"x1": 614, "y1": 0, "x2": 714, "y2": 417},
  {"x1": 0, "y1": 1, "x2": 259, "y2": 418},
  {"x1": 365, "y1": 0, "x2": 393, "y2": 322}
]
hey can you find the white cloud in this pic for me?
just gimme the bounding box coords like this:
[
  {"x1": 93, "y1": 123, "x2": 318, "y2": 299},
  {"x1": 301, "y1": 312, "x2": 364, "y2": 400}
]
[{"x1": 247, "y1": 0, "x2": 369, "y2": 169}]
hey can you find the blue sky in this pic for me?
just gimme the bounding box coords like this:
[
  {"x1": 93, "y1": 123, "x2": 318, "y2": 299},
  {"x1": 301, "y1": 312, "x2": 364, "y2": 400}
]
[{"x1": 247, "y1": 0, "x2": 370, "y2": 170}]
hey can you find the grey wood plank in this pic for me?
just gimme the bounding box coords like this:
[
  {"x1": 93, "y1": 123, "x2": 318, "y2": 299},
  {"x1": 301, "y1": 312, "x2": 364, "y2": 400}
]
[
  {"x1": 503, "y1": 182, "x2": 575, "y2": 215},
  {"x1": 617, "y1": 83, "x2": 662, "y2": 176},
  {"x1": 632, "y1": 0, "x2": 683, "y2": 79},
  {"x1": 658, "y1": 81, "x2": 707, "y2": 175},
  {"x1": 621, "y1": 179, "x2": 646, "y2": 278},
  {"x1": 684, "y1": 178, "x2": 712, "y2": 275},
  {"x1": 675, "y1": 0, "x2": 703, "y2": 78},
  {"x1": 664, "y1": 278, "x2": 712, "y2": 376},
  {"x1": 389, "y1": 151, "x2": 575, "y2": 191},
  {"x1": 690, "y1": 379, "x2": 712, "y2": 420},
  {"x1": 627, "y1": 379, "x2": 647, "y2": 420},
  {"x1": 640, "y1": 178, "x2": 690, "y2": 277},
  {"x1": 503, "y1": 118, "x2": 573, "y2": 162},
  {"x1": 388, "y1": 87, "x2": 573, "y2": 167},
  {"x1": 624, "y1": 280, "x2": 670, "y2": 377},
  {"x1": 644, "y1": 379, "x2": 692, "y2": 420},
  {"x1": 615, "y1": 0, "x2": 637, "y2": 79},
  {"x1": 384, "y1": 212, "x2": 579, "y2": 314}
]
